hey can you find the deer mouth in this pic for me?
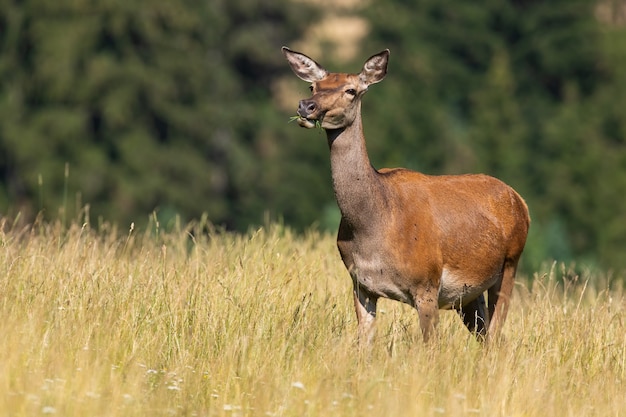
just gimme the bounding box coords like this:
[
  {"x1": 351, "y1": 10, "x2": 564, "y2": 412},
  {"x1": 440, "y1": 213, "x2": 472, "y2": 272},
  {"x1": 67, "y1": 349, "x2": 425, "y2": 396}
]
[{"x1": 296, "y1": 116, "x2": 319, "y2": 129}]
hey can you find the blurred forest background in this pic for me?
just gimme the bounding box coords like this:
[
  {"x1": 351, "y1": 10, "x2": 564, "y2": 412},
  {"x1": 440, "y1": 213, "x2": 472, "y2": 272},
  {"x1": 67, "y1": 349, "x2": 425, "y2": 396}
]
[{"x1": 1, "y1": 0, "x2": 626, "y2": 271}]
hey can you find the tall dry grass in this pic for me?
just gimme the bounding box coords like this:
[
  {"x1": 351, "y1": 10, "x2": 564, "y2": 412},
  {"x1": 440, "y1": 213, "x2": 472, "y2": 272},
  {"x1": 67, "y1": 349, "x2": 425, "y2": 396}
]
[{"x1": 0, "y1": 218, "x2": 624, "y2": 416}]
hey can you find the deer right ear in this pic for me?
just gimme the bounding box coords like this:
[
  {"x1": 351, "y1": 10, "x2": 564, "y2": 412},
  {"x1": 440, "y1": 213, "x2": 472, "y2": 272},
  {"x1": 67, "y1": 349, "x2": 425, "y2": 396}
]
[{"x1": 282, "y1": 47, "x2": 328, "y2": 82}]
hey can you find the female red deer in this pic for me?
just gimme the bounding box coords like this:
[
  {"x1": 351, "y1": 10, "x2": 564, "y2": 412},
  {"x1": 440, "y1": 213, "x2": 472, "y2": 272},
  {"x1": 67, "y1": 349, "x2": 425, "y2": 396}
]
[{"x1": 282, "y1": 47, "x2": 530, "y2": 344}]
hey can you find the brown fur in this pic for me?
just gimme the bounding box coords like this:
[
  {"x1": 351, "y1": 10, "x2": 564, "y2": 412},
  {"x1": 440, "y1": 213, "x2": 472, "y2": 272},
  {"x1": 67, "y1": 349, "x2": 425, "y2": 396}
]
[{"x1": 282, "y1": 47, "x2": 530, "y2": 344}]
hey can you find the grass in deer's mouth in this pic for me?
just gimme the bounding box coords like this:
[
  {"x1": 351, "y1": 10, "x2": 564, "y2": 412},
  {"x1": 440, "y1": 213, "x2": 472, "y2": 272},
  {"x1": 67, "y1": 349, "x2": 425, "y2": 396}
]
[{"x1": 289, "y1": 115, "x2": 322, "y2": 130}]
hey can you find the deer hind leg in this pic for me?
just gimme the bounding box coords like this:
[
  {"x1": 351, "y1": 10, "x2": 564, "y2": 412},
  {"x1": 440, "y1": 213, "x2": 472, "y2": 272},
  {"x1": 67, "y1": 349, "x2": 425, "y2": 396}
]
[
  {"x1": 353, "y1": 284, "x2": 378, "y2": 346},
  {"x1": 456, "y1": 294, "x2": 489, "y2": 339},
  {"x1": 486, "y1": 259, "x2": 518, "y2": 342}
]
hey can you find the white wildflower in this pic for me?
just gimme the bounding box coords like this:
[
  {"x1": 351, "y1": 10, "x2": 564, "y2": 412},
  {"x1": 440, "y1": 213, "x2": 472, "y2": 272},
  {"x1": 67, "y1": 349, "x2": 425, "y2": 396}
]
[{"x1": 291, "y1": 381, "x2": 305, "y2": 390}]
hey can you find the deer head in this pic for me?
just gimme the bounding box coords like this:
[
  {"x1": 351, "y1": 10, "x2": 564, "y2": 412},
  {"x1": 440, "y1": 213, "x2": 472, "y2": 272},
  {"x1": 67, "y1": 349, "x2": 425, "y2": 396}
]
[{"x1": 282, "y1": 47, "x2": 390, "y2": 130}]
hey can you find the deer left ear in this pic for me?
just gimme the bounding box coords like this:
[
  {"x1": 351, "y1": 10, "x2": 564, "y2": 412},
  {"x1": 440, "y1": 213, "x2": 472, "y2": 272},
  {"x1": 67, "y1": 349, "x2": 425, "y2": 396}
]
[{"x1": 360, "y1": 49, "x2": 389, "y2": 86}]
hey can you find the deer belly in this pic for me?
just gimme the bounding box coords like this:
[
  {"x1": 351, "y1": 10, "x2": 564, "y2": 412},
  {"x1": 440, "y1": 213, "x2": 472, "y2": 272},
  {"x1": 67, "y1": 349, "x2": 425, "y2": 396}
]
[{"x1": 438, "y1": 268, "x2": 496, "y2": 309}]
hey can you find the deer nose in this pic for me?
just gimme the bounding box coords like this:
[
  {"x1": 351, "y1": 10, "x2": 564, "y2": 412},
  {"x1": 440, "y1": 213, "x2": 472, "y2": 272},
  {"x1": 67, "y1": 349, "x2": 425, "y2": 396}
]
[{"x1": 298, "y1": 100, "x2": 316, "y2": 117}]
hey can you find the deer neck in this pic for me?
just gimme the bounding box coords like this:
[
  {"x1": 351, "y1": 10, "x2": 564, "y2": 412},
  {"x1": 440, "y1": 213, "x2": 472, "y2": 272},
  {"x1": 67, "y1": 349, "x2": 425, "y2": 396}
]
[{"x1": 326, "y1": 108, "x2": 383, "y2": 230}]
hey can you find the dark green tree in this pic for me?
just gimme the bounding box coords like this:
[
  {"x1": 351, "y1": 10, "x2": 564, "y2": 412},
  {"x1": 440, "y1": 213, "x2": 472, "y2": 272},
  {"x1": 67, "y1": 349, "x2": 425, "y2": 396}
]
[
  {"x1": 356, "y1": 0, "x2": 626, "y2": 270},
  {"x1": 0, "y1": 0, "x2": 321, "y2": 229}
]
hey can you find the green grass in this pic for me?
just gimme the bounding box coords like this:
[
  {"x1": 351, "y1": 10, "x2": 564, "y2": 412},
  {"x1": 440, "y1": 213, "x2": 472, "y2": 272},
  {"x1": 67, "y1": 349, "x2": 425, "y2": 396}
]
[{"x1": 0, "y1": 219, "x2": 624, "y2": 416}]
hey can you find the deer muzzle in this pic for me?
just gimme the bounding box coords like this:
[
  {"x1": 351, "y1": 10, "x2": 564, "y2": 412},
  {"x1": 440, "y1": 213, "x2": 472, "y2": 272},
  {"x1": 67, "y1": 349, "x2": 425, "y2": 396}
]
[
  {"x1": 298, "y1": 99, "x2": 317, "y2": 117},
  {"x1": 296, "y1": 99, "x2": 319, "y2": 128}
]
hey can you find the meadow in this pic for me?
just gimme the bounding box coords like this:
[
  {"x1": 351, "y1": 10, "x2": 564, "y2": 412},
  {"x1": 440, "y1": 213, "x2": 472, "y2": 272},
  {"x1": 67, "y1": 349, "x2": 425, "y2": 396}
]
[{"x1": 1, "y1": 217, "x2": 624, "y2": 416}]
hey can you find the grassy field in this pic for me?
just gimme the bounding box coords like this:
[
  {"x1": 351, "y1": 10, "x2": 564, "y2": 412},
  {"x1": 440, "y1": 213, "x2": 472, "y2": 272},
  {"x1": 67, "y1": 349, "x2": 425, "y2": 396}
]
[{"x1": 1, "y1": 218, "x2": 624, "y2": 416}]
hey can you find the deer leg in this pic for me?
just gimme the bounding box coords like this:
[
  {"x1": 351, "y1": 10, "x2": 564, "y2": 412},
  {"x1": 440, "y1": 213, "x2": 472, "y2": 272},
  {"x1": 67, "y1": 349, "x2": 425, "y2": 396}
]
[
  {"x1": 456, "y1": 294, "x2": 489, "y2": 339},
  {"x1": 353, "y1": 284, "x2": 378, "y2": 346},
  {"x1": 486, "y1": 259, "x2": 518, "y2": 342},
  {"x1": 414, "y1": 285, "x2": 440, "y2": 343}
]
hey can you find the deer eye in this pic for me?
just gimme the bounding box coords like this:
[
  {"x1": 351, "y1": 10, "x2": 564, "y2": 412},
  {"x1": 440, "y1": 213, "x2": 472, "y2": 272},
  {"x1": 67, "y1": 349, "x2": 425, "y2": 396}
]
[
  {"x1": 345, "y1": 88, "x2": 357, "y2": 96},
  {"x1": 309, "y1": 85, "x2": 314, "y2": 92}
]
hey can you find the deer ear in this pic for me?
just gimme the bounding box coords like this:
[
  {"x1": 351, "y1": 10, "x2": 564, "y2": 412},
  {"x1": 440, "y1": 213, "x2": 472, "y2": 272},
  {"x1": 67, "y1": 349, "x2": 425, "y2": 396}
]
[
  {"x1": 360, "y1": 49, "x2": 389, "y2": 86},
  {"x1": 282, "y1": 47, "x2": 328, "y2": 82}
]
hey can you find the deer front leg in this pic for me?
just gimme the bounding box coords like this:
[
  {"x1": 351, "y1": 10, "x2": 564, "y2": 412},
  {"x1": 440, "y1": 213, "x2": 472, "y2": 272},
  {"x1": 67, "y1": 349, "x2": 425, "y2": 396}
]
[
  {"x1": 353, "y1": 283, "x2": 378, "y2": 346},
  {"x1": 414, "y1": 284, "x2": 440, "y2": 343}
]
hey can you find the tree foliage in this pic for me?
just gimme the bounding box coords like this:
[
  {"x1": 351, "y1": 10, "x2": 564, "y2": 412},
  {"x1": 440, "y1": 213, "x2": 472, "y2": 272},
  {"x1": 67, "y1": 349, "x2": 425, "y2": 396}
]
[
  {"x1": 2, "y1": 0, "x2": 626, "y2": 270},
  {"x1": 358, "y1": 0, "x2": 626, "y2": 269},
  {"x1": 0, "y1": 0, "x2": 322, "y2": 229}
]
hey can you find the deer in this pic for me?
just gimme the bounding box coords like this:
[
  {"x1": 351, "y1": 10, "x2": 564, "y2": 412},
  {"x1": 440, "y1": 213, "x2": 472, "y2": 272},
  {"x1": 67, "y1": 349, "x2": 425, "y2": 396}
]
[{"x1": 282, "y1": 46, "x2": 530, "y2": 345}]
